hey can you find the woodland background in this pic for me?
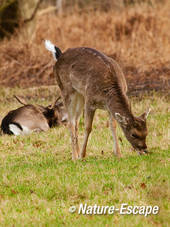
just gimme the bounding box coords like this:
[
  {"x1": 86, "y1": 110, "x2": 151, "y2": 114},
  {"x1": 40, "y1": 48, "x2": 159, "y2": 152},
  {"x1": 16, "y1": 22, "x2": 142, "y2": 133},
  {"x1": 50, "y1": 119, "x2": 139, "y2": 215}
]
[{"x1": 0, "y1": 0, "x2": 169, "y2": 95}]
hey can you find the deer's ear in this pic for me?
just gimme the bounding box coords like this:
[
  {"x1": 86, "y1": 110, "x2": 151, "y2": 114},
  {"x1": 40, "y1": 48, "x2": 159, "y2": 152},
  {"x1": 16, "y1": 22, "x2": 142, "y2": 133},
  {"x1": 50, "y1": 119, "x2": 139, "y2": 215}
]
[
  {"x1": 140, "y1": 108, "x2": 151, "y2": 120},
  {"x1": 115, "y1": 113, "x2": 128, "y2": 125}
]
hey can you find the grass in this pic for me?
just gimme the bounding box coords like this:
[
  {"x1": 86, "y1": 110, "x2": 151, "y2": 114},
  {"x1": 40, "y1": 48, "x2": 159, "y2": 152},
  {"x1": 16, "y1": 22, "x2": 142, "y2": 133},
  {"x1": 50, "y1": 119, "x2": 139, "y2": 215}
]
[{"x1": 0, "y1": 87, "x2": 169, "y2": 226}]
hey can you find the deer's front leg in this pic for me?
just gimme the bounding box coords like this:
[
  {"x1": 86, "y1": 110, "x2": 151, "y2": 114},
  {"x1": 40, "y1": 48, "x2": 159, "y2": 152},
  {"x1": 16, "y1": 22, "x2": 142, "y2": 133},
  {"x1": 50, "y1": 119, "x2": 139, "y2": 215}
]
[{"x1": 109, "y1": 115, "x2": 122, "y2": 158}]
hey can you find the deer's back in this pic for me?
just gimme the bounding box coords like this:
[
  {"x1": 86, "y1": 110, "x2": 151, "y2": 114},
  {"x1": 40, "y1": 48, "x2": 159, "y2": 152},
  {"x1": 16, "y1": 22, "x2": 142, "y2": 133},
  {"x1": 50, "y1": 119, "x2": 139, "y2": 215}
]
[{"x1": 55, "y1": 47, "x2": 127, "y2": 96}]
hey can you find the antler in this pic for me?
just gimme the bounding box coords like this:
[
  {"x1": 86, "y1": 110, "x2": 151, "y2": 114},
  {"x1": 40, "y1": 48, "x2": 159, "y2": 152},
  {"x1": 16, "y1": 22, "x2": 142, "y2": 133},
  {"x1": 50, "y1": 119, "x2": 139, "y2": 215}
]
[
  {"x1": 52, "y1": 96, "x2": 62, "y2": 108},
  {"x1": 14, "y1": 95, "x2": 27, "y2": 105}
]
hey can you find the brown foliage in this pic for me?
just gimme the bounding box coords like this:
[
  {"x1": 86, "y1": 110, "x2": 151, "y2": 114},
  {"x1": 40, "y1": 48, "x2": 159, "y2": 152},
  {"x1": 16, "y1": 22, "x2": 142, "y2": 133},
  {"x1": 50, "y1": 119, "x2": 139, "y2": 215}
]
[{"x1": 0, "y1": 1, "x2": 169, "y2": 94}]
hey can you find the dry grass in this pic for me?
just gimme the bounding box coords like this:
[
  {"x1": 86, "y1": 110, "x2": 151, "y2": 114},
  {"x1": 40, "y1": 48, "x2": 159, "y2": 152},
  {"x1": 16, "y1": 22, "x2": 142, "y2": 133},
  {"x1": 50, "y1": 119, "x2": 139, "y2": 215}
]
[
  {"x1": 0, "y1": 1, "x2": 169, "y2": 92},
  {"x1": 36, "y1": 2, "x2": 169, "y2": 66}
]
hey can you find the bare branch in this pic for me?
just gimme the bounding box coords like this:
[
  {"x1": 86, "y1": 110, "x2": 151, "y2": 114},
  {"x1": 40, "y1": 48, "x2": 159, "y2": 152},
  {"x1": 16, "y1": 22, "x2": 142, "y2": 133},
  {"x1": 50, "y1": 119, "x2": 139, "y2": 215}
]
[{"x1": 23, "y1": 0, "x2": 43, "y2": 23}]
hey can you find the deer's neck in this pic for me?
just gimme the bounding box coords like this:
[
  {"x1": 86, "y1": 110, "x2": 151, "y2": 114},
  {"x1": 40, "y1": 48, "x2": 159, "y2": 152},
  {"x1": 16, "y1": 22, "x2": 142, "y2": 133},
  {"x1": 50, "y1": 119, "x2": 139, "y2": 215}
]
[{"x1": 106, "y1": 90, "x2": 134, "y2": 120}]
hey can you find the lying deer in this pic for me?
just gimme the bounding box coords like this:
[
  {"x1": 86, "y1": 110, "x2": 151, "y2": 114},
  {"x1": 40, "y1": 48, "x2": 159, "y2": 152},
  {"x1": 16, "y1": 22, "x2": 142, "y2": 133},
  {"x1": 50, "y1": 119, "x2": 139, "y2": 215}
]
[
  {"x1": 45, "y1": 40, "x2": 150, "y2": 160},
  {"x1": 1, "y1": 95, "x2": 67, "y2": 135}
]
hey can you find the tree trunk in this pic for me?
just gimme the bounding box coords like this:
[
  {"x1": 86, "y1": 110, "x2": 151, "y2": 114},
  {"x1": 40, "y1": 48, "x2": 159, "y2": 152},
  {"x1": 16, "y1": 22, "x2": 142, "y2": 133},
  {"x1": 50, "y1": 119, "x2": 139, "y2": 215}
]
[
  {"x1": 0, "y1": 0, "x2": 42, "y2": 39},
  {"x1": 0, "y1": 0, "x2": 19, "y2": 38},
  {"x1": 56, "y1": 0, "x2": 63, "y2": 14}
]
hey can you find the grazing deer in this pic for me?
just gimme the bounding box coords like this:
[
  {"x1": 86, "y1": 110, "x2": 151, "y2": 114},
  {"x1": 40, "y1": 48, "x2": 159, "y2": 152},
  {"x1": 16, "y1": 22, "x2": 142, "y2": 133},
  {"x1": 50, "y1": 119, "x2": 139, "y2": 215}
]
[
  {"x1": 45, "y1": 40, "x2": 150, "y2": 160},
  {"x1": 1, "y1": 95, "x2": 67, "y2": 135}
]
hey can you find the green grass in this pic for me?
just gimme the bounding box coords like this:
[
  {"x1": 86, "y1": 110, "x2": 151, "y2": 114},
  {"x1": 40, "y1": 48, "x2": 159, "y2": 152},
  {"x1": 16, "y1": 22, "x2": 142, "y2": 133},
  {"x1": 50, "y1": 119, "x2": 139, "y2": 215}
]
[{"x1": 0, "y1": 87, "x2": 169, "y2": 226}]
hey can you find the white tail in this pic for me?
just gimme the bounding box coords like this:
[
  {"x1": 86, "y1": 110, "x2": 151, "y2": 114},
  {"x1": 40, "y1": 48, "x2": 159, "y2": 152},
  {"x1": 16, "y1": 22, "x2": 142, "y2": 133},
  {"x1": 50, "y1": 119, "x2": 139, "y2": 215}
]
[
  {"x1": 45, "y1": 40, "x2": 56, "y2": 60},
  {"x1": 45, "y1": 40, "x2": 62, "y2": 61}
]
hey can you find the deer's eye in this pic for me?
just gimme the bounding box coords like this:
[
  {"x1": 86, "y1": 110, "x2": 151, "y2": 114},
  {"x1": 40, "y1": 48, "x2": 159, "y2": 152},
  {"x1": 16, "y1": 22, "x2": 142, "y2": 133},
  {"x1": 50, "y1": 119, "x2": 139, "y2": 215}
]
[{"x1": 131, "y1": 134, "x2": 140, "y2": 139}]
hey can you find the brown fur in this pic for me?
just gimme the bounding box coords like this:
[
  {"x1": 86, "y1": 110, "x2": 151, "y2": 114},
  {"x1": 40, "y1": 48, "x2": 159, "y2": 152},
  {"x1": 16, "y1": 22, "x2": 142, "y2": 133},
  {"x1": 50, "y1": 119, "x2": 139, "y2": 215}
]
[
  {"x1": 51, "y1": 46, "x2": 149, "y2": 160},
  {"x1": 1, "y1": 96, "x2": 67, "y2": 135}
]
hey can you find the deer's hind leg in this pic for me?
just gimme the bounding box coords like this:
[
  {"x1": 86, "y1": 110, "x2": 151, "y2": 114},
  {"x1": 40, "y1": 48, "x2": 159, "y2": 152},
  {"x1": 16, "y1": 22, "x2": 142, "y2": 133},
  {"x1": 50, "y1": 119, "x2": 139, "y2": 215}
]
[
  {"x1": 66, "y1": 92, "x2": 84, "y2": 160},
  {"x1": 80, "y1": 100, "x2": 95, "y2": 159}
]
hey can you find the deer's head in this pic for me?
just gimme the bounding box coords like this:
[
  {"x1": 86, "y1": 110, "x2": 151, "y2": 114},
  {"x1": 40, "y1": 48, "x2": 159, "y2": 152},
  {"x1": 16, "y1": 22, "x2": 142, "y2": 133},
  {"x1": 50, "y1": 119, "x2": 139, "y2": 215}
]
[
  {"x1": 40, "y1": 97, "x2": 68, "y2": 128},
  {"x1": 115, "y1": 109, "x2": 150, "y2": 154}
]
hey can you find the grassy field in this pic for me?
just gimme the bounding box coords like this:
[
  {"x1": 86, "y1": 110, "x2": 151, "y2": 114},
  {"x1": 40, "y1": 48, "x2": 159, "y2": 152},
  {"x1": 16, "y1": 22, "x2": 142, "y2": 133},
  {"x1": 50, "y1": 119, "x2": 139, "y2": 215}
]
[{"x1": 0, "y1": 87, "x2": 169, "y2": 226}]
